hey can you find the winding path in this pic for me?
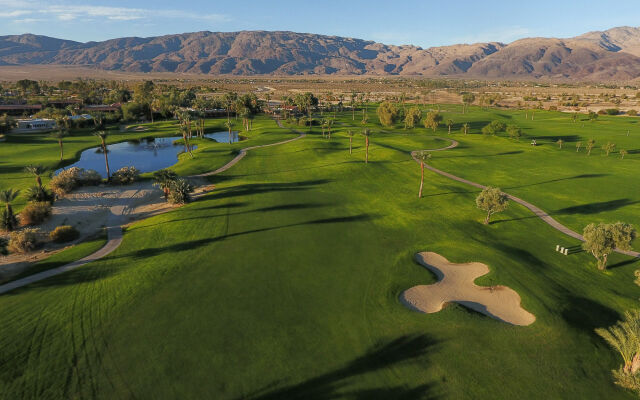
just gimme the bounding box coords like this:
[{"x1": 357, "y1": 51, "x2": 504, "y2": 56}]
[
  {"x1": 0, "y1": 120, "x2": 305, "y2": 295},
  {"x1": 412, "y1": 137, "x2": 640, "y2": 258}
]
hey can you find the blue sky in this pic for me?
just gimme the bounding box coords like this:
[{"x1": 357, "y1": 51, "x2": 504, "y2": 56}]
[{"x1": 2, "y1": 0, "x2": 640, "y2": 47}]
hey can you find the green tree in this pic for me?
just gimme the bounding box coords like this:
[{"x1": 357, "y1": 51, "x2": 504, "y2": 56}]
[
  {"x1": 225, "y1": 120, "x2": 233, "y2": 143},
  {"x1": 582, "y1": 222, "x2": 636, "y2": 270},
  {"x1": 461, "y1": 122, "x2": 469, "y2": 135},
  {"x1": 506, "y1": 124, "x2": 522, "y2": 140},
  {"x1": 423, "y1": 111, "x2": 442, "y2": 132},
  {"x1": 377, "y1": 102, "x2": 399, "y2": 127},
  {"x1": 481, "y1": 120, "x2": 506, "y2": 136},
  {"x1": 93, "y1": 131, "x2": 111, "y2": 181},
  {"x1": 462, "y1": 93, "x2": 475, "y2": 114},
  {"x1": 620, "y1": 149, "x2": 628, "y2": 159},
  {"x1": 0, "y1": 189, "x2": 19, "y2": 231},
  {"x1": 404, "y1": 107, "x2": 422, "y2": 129},
  {"x1": 476, "y1": 187, "x2": 509, "y2": 225},
  {"x1": 362, "y1": 129, "x2": 372, "y2": 164},
  {"x1": 446, "y1": 119, "x2": 454, "y2": 134},
  {"x1": 50, "y1": 127, "x2": 67, "y2": 162},
  {"x1": 603, "y1": 142, "x2": 616, "y2": 156},
  {"x1": 595, "y1": 310, "x2": 640, "y2": 396},
  {"x1": 586, "y1": 138, "x2": 596, "y2": 155},
  {"x1": 557, "y1": 139, "x2": 564, "y2": 149},
  {"x1": 415, "y1": 151, "x2": 432, "y2": 198}
]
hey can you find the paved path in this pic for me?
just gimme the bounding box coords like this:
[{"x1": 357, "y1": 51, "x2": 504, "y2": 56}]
[
  {"x1": 0, "y1": 120, "x2": 305, "y2": 295},
  {"x1": 412, "y1": 137, "x2": 640, "y2": 258}
]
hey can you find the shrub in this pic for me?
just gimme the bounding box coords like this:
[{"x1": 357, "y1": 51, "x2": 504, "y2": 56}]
[
  {"x1": 25, "y1": 185, "x2": 54, "y2": 203},
  {"x1": 20, "y1": 201, "x2": 52, "y2": 225},
  {"x1": 481, "y1": 120, "x2": 506, "y2": 135},
  {"x1": 548, "y1": 105, "x2": 558, "y2": 111},
  {"x1": 168, "y1": 178, "x2": 195, "y2": 205},
  {"x1": 627, "y1": 109, "x2": 638, "y2": 116},
  {"x1": 111, "y1": 166, "x2": 140, "y2": 185},
  {"x1": 1, "y1": 208, "x2": 18, "y2": 232},
  {"x1": 605, "y1": 108, "x2": 620, "y2": 115},
  {"x1": 50, "y1": 167, "x2": 103, "y2": 196},
  {"x1": 8, "y1": 228, "x2": 40, "y2": 253},
  {"x1": 49, "y1": 225, "x2": 80, "y2": 243},
  {"x1": 0, "y1": 237, "x2": 7, "y2": 255},
  {"x1": 78, "y1": 169, "x2": 102, "y2": 186}
]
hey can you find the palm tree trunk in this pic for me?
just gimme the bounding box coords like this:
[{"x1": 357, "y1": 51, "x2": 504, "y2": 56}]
[
  {"x1": 365, "y1": 137, "x2": 369, "y2": 164},
  {"x1": 349, "y1": 137, "x2": 352, "y2": 155},
  {"x1": 102, "y1": 142, "x2": 110, "y2": 181},
  {"x1": 59, "y1": 140, "x2": 64, "y2": 162},
  {"x1": 36, "y1": 176, "x2": 42, "y2": 189},
  {"x1": 418, "y1": 161, "x2": 424, "y2": 198}
]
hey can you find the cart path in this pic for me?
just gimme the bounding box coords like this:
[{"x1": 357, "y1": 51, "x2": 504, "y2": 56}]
[
  {"x1": 412, "y1": 137, "x2": 640, "y2": 258},
  {"x1": 0, "y1": 119, "x2": 305, "y2": 295}
]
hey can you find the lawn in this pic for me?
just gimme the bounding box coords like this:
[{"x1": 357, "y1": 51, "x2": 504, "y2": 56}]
[{"x1": 0, "y1": 107, "x2": 638, "y2": 399}]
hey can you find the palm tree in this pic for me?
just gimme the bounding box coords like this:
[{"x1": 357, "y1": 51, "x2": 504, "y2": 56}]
[
  {"x1": 50, "y1": 129, "x2": 67, "y2": 162},
  {"x1": 327, "y1": 119, "x2": 334, "y2": 140},
  {"x1": 24, "y1": 164, "x2": 47, "y2": 189},
  {"x1": 620, "y1": 149, "x2": 628, "y2": 159},
  {"x1": 446, "y1": 119, "x2": 454, "y2": 135},
  {"x1": 603, "y1": 142, "x2": 616, "y2": 156},
  {"x1": 153, "y1": 169, "x2": 178, "y2": 200},
  {"x1": 362, "y1": 129, "x2": 372, "y2": 164},
  {"x1": 416, "y1": 151, "x2": 432, "y2": 198},
  {"x1": 557, "y1": 139, "x2": 564, "y2": 149},
  {"x1": 462, "y1": 122, "x2": 469, "y2": 135},
  {"x1": 93, "y1": 131, "x2": 111, "y2": 180},
  {"x1": 347, "y1": 130, "x2": 355, "y2": 155},
  {"x1": 180, "y1": 125, "x2": 194, "y2": 158},
  {"x1": 225, "y1": 120, "x2": 233, "y2": 143},
  {"x1": 576, "y1": 141, "x2": 582, "y2": 152},
  {"x1": 595, "y1": 310, "x2": 640, "y2": 377},
  {"x1": 0, "y1": 189, "x2": 19, "y2": 231}
]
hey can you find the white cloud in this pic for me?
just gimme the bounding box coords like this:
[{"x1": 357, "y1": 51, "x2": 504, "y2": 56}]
[{"x1": 0, "y1": 1, "x2": 230, "y2": 25}]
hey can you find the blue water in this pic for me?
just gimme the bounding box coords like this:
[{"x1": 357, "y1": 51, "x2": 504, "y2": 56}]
[{"x1": 61, "y1": 131, "x2": 240, "y2": 178}]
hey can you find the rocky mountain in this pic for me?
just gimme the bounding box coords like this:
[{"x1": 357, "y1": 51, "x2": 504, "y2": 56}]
[{"x1": 1, "y1": 27, "x2": 640, "y2": 80}]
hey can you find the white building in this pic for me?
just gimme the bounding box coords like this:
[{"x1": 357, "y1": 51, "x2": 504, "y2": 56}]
[{"x1": 12, "y1": 118, "x2": 57, "y2": 133}]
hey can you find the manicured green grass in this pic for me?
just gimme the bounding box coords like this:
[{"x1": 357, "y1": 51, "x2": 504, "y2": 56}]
[
  {"x1": 2, "y1": 232, "x2": 108, "y2": 284},
  {"x1": 0, "y1": 107, "x2": 638, "y2": 399}
]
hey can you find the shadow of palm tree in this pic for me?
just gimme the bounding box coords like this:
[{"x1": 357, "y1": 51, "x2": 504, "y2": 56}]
[
  {"x1": 554, "y1": 199, "x2": 639, "y2": 215},
  {"x1": 238, "y1": 334, "x2": 440, "y2": 400}
]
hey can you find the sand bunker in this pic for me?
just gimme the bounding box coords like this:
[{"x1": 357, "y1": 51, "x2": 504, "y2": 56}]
[{"x1": 401, "y1": 252, "x2": 535, "y2": 326}]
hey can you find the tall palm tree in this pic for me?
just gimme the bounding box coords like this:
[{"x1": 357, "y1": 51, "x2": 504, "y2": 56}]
[
  {"x1": 586, "y1": 138, "x2": 596, "y2": 155},
  {"x1": 180, "y1": 125, "x2": 193, "y2": 158},
  {"x1": 620, "y1": 149, "x2": 628, "y2": 159},
  {"x1": 327, "y1": 119, "x2": 334, "y2": 140},
  {"x1": 50, "y1": 128, "x2": 67, "y2": 162},
  {"x1": 225, "y1": 120, "x2": 233, "y2": 143},
  {"x1": 462, "y1": 122, "x2": 469, "y2": 135},
  {"x1": 557, "y1": 139, "x2": 564, "y2": 149},
  {"x1": 446, "y1": 119, "x2": 454, "y2": 135},
  {"x1": 416, "y1": 151, "x2": 432, "y2": 198},
  {"x1": 362, "y1": 129, "x2": 372, "y2": 164},
  {"x1": 24, "y1": 164, "x2": 47, "y2": 189},
  {"x1": 0, "y1": 189, "x2": 19, "y2": 231},
  {"x1": 153, "y1": 169, "x2": 178, "y2": 200},
  {"x1": 93, "y1": 131, "x2": 111, "y2": 180},
  {"x1": 347, "y1": 130, "x2": 354, "y2": 155}
]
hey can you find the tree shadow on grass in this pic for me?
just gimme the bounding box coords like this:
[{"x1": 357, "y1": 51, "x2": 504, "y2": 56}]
[
  {"x1": 205, "y1": 179, "x2": 332, "y2": 197},
  {"x1": 116, "y1": 214, "x2": 378, "y2": 260},
  {"x1": 504, "y1": 173, "x2": 608, "y2": 190},
  {"x1": 561, "y1": 295, "x2": 621, "y2": 334},
  {"x1": 607, "y1": 257, "x2": 640, "y2": 269},
  {"x1": 554, "y1": 199, "x2": 639, "y2": 215},
  {"x1": 237, "y1": 334, "x2": 441, "y2": 400}
]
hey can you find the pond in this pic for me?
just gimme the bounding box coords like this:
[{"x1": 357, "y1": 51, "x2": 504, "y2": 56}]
[{"x1": 61, "y1": 131, "x2": 240, "y2": 178}]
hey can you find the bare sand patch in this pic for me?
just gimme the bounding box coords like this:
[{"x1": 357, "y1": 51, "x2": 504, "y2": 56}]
[{"x1": 401, "y1": 252, "x2": 535, "y2": 326}]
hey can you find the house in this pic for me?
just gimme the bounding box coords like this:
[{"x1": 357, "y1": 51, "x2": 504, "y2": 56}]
[
  {"x1": 0, "y1": 104, "x2": 43, "y2": 116},
  {"x1": 12, "y1": 118, "x2": 57, "y2": 133}
]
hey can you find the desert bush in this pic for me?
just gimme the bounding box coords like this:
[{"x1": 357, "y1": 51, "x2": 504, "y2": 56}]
[
  {"x1": 168, "y1": 178, "x2": 195, "y2": 205},
  {"x1": 548, "y1": 105, "x2": 558, "y2": 111},
  {"x1": 49, "y1": 225, "x2": 80, "y2": 243},
  {"x1": 111, "y1": 166, "x2": 140, "y2": 185},
  {"x1": 19, "y1": 202, "x2": 52, "y2": 225},
  {"x1": 8, "y1": 228, "x2": 40, "y2": 253},
  {"x1": 605, "y1": 108, "x2": 620, "y2": 115},
  {"x1": 50, "y1": 167, "x2": 103, "y2": 196},
  {"x1": 627, "y1": 109, "x2": 638, "y2": 116},
  {"x1": 25, "y1": 185, "x2": 54, "y2": 203}
]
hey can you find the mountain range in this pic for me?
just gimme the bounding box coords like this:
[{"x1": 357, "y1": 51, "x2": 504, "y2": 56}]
[{"x1": 2, "y1": 27, "x2": 640, "y2": 80}]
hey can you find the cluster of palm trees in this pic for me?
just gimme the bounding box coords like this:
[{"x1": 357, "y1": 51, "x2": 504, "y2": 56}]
[{"x1": 152, "y1": 169, "x2": 194, "y2": 205}]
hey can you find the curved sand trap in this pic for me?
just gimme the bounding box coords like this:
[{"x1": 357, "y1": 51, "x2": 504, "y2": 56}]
[{"x1": 401, "y1": 252, "x2": 536, "y2": 326}]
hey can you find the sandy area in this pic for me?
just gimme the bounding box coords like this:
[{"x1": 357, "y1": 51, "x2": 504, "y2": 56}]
[
  {"x1": 0, "y1": 179, "x2": 213, "y2": 282},
  {"x1": 401, "y1": 252, "x2": 536, "y2": 326}
]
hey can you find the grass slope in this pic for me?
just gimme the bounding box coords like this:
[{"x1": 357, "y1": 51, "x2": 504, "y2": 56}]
[{"x1": 0, "y1": 110, "x2": 637, "y2": 399}]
